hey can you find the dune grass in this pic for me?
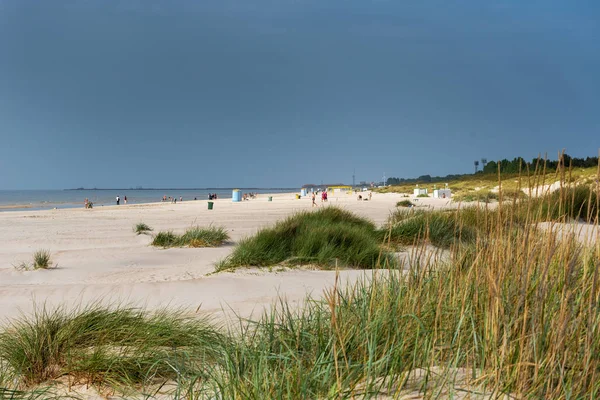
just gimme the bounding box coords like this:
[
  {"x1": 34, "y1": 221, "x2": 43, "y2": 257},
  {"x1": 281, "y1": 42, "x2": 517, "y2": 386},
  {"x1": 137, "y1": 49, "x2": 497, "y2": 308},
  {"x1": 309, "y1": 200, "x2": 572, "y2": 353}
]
[
  {"x1": 396, "y1": 199, "x2": 413, "y2": 207},
  {"x1": 0, "y1": 304, "x2": 225, "y2": 390},
  {"x1": 14, "y1": 250, "x2": 54, "y2": 271},
  {"x1": 134, "y1": 222, "x2": 153, "y2": 235},
  {"x1": 453, "y1": 190, "x2": 499, "y2": 203},
  {"x1": 32, "y1": 250, "x2": 51, "y2": 270},
  {"x1": 211, "y1": 221, "x2": 600, "y2": 399},
  {"x1": 151, "y1": 226, "x2": 229, "y2": 248},
  {"x1": 216, "y1": 207, "x2": 394, "y2": 271}
]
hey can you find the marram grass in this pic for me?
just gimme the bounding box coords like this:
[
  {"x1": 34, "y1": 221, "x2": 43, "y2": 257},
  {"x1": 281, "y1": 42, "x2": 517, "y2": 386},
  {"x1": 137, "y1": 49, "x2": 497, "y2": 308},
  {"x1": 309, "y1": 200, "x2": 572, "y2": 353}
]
[
  {"x1": 151, "y1": 226, "x2": 229, "y2": 248},
  {"x1": 216, "y1": 207, "x2": 395, "y2": 271},
  {"x1": 134, "y1": 222, "x2": 153, "y2": 235}
]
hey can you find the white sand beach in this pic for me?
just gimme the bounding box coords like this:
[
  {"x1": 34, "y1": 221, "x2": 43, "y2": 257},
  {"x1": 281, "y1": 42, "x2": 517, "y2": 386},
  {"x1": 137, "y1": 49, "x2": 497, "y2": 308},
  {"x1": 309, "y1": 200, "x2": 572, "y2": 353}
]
[{"x1": 0, "y1": 191, "x2": 454, "y2": 324}]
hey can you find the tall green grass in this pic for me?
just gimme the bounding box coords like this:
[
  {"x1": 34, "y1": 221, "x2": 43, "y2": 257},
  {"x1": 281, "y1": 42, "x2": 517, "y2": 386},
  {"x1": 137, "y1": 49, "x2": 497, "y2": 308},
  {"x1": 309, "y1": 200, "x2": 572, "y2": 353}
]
[
  {"x1": 0, "y1": 304, "x2": 225, "y2": 390},
  {"x1": 216, "y1": 207, "x2": 394, "y2": 271},
  {"x1": 209, "y1": 175, "x2": 600, "y2": 398},
  {"x1": 151, "y1": 226, "x2": 229, "y2": 248}
]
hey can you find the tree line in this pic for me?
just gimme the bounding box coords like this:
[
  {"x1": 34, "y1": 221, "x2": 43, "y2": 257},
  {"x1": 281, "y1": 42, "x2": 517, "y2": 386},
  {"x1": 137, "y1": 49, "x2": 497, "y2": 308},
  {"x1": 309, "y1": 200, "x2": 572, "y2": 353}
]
[{"x1": 386, "y1": 154, "x2": 599, "y2": 186}]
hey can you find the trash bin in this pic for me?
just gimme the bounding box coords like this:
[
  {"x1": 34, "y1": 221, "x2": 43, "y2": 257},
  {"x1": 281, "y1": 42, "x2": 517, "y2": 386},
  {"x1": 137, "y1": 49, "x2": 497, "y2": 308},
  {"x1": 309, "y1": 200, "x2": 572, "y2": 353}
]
[
  {"x1": 208, "y1": 201, "x2": 214, "y2": 210},
  {"x1": 268, "y1": 196, "x2": 273, "y2": 202}
]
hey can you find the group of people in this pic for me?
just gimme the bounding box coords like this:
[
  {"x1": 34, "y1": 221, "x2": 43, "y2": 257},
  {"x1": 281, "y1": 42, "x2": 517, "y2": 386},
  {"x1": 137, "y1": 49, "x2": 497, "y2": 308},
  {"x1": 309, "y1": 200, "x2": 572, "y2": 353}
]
[
  {"x1": 357, "y1": 192, "x2": 372, "y2": 201},
  {"x1": 208, "y1": 193, "x2": 219, "y2": 200},
  {"x1": 116, "y1": 195, "x2": 127, "y2": 205},
  {"x1": 311, "y1": 190, "x2": 328, "y2": 207},
  {"x1": 162, "y1": 195, "x2": 183, "y2": 203}
]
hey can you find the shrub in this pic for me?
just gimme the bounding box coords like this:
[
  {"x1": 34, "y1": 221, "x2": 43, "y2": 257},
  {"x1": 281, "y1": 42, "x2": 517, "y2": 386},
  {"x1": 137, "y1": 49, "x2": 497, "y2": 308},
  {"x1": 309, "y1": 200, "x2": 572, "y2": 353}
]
[{"x1": 396, "y1": 200, "x2": 414, "y2": 207}]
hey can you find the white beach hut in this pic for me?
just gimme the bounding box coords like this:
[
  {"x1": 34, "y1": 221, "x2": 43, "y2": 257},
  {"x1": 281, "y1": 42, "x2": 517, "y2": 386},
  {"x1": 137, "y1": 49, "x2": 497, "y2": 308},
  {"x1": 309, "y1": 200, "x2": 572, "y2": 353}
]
[{"x1": 433, "y1": 189, "x2": 451, "y2": 199}]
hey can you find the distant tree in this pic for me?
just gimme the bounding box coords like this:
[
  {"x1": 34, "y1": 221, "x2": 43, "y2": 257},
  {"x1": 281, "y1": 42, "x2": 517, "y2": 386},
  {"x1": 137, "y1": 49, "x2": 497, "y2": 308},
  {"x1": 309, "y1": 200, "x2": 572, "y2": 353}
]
[
  {"x1": 483, "y1": 160, "x2": 497, "y2": 174},
  {"x1": 417, "y1": 175, "x2": 432, "y2": 182}
]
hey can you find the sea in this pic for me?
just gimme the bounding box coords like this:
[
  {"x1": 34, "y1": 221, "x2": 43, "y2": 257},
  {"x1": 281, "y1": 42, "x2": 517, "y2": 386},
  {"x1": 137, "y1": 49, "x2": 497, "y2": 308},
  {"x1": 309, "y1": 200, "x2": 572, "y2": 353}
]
[{"x1": 0, "y1": 188, "x2": 296, "y2": 212}]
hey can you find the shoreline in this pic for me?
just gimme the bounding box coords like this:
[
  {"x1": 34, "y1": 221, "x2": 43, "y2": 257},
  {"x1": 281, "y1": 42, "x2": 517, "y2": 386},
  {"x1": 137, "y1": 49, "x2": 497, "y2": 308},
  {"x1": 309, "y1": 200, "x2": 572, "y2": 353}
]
[{"x1": 0, "y1": 190, "x2": 300, "y2": 213}]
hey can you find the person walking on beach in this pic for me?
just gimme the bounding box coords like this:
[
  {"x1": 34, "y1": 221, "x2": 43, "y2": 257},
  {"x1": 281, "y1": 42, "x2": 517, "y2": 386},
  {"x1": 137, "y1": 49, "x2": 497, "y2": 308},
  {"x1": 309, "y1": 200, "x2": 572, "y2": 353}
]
[
  {"x1": 312, "y1": 192, "x2": 317, "y2": 207},
  {"x1": 116, "y1": 196, "x2": 120, "y2": 205},
  {"x1": 124, "y1": 195, "x2": 127, "y2": 205}
]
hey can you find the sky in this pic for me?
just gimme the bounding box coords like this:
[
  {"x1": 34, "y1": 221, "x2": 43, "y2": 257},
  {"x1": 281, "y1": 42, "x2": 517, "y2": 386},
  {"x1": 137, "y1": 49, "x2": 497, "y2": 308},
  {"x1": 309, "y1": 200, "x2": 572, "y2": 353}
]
[{"x1": 0, "y1": 0, "x2": 598, "y2": 189}]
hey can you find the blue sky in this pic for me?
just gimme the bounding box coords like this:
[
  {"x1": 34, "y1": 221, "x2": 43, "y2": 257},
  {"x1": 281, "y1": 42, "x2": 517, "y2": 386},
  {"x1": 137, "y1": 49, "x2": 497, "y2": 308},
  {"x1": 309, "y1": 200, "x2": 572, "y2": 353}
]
[{"x1": 0, "y1": 0, "x2": 598, "y2": 189}]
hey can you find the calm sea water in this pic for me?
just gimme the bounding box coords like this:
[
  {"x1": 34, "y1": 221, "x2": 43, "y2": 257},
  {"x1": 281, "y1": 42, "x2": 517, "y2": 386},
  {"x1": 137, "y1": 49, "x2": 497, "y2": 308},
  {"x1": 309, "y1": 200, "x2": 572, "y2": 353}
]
[{"x1": 0, "y1": 189, "x2": 296, "y2": 212}]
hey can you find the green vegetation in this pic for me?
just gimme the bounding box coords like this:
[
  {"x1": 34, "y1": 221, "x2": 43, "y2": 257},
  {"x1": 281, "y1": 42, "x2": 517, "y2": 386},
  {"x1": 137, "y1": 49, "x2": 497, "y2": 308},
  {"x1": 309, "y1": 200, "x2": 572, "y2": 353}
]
[
  {"x1": 386, "y1": 209, "x2": 477, "y2": 248},
  {"x1": 14, "y1": 250, "x2": 54, "y2": 271},
  {"x1": 385, "y1": 153, "x2": 598, "y2": 186},
  {"x1": 0, "y1": 305, "x2": 224, "y2": 390},
  {"x1": 151, "y1": 231, "x2": 178, "y2": 247},
  {"x1": 216, "y1": 207, "x2": 394, "y2": 271},
  {"x1": 379, "y1": 153, "x2": 598, "y2": 199},
  {"x1": 32, "y1": 250, "x2": 51, "y2": 269},
  {"x1": 134, "y1": 222, "x2": 153, "y2": 235},
  {"x1": 453, "y1": 190, "x2": 499, "y2": 203},
  {"x1": 416, "y1": 193, "x2": 429, "y2": 198},
  {"x1": 151, "y1": 226, "x2": 229, "y2": 248},
  {"x1": 396, "y1": 199, "x2": 413, "y2": 207}
]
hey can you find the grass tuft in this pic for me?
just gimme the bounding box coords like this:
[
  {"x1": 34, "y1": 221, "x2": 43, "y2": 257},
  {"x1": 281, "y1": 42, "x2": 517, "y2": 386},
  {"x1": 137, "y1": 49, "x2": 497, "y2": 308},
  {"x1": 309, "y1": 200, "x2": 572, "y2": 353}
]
[
  {"x1": 0, "y1": 304, "x2": 225, "y2": 388},
  {"x1": 396, "y1": 199, "x2": 414, "y2": 207},
  {"x1": 32, "y1": 250, "x2": 51, "y2": 270},
  {"x1": 151, "y1": 231, "x2": 178, "y2": 248},
  {"x1": 134, "y1": 222, "x2": 153, "y2": 235},
  {"x1": 152, "y1": 226, "x2": 229, "y2": 248},
  {"x1": 14, "y1": 250, "x2": 54, "y2": 271}
]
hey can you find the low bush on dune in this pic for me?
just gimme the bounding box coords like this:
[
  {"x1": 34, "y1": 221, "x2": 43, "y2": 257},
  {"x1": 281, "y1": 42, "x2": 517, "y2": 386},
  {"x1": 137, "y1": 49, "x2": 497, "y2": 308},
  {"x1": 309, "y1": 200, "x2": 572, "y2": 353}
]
[
  {"x1": 0, "y1": 304, "x2": 225, "y2": 388},
  {"x1": 134, "y1": 222, "x2": 153, "y2": 235},
  {"x1": 151, "y1": 226, "x2": 229, "y2": 248},
  {"x1": 216, "y1": 207, "x2": 394, "y2": 271}
]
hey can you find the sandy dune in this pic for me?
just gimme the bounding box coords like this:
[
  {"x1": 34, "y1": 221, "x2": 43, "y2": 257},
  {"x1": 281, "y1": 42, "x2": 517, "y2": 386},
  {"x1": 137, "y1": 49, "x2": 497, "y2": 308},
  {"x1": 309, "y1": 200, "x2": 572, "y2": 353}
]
[{"x1": 0, "y1": 192, "x2": 454, "y2": 323}]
